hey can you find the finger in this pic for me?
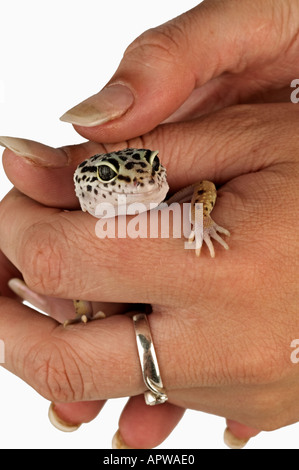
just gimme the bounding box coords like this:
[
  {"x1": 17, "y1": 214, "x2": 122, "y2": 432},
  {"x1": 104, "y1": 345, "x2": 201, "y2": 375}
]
[
  {"x1": 0, "y1": 187, "x2": 232, "y2": 303},
  {"x1": 2, "y1": 103, "x2": 298, "y2": 212},
  {"x1": 0, "y1": 298, "x2": 196, "y2": 415},
  {"x1": 0, "y1": 250, "x2": 21, "y2": 298},
  {"x1": 0, "y1": 137, "x2": 106, "y2": 209},
  {"x1": 161, "y1": 83, "x2": 294, "y2": 124},
  {"x1": 59, "y1": 0, "x2": 299, "y2": 142},
  {"x1": 0, "y1": 295, "x2": 213, "y2": 409},
  {"x1": 1, "y1": 280, "x2": 296, "y2": 428},
  {"x1": 49, "y1": 400, "x2": 106, "y2": 432},
  {"x1": 0, "y1": 297, "x2": 144, "y2": 402},
  {"x1": 224, "y1": 419, "x2": 260, "y2": 449},
  {"x1": 0, "y1": 294, "x2": 279, "y2": 424},
  {"x1": 0, "y1": 106, "x2": 297, "y2": 302},
  {"x1": 7, "y1": 277, "x2": 76, "y2": 322},
  {"x1": 7, "y1": 278, "x2": 129, "y2": 323},
  {"x1": 113, "y1": 394, "x2": 185, "y2": 449}
]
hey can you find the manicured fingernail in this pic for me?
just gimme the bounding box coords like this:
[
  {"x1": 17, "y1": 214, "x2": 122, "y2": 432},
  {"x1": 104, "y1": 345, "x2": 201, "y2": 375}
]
[
  {"x1": 48, "y1": 403, "x2": 81, "y2": 432},
  {"x1": 223, "y1": 427, "x2": 249, "y2": 449},
  {"x1": 60, "y1": 84, "x2": 134, "y2": 127},
  {"x1": 8, "y1": 278, "x2": 47, "y2": 311},
  {"x1": 0, "y1": 136, "x2": 69, "y2": 167},
  {"x1": 112, "y1": 429, "x2": 132, "y2": 449}
]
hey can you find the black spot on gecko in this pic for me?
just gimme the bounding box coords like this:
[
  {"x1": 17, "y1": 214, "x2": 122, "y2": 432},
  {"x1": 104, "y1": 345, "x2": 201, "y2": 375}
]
[
  {"x1": 90, "y1": 154, "x2": 101, "y2": 161},
  {"x1": 81, "y1": 165, "x2": 97, "y2": 173},
  {"x1": 132, "y1": 153, "x2": 141, "y2": 160},
  {"x1": 125, "y1": 161, "x2": 135, "y2": 170},
  {"x1": 197, "y1": 189, "x2": 205, "y2": 195},
  {"x1": 78, "y1": 160, "x2": 88, "y2": 168},
  {"x1": 148, "y1": 179, "x2": 155, "y2": 185},
  {"x1": 86, "y1": 185, "x2": 92, "y2": 192},
  {"x1": 118, "y1": 174, "x2": 131, "y2": 183},
  {"x1": 143, "y1": 149, "x2": 153, "y2": 163},
  {"x1": 94, "y1": 189, "x2": 98, "y2": 195}
]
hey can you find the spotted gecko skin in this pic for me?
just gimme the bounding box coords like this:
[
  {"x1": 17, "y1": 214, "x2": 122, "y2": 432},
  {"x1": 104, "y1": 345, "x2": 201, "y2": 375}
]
[
  {"x1": 74, "y1": 148, "x2": 169, "y2": 217},
  {"x1": 69, "y1": 148, "x2": 230, "y2": 324}
]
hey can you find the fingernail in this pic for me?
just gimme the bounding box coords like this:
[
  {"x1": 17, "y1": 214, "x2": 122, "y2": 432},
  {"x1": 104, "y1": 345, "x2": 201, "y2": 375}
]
[
  {"x1": 8, "y1": 278, "x2": 47, "y2": 311},
  {"x1": 223, "y1": 427, "x2": 249, "y2": 449},
  {"x1": 0, "y1": 136, "x2": 69, "y2": 167},
  {"x1": 60, "y1": 84, "x2": 134, "y2": 127},
  {"x1": 112, "y1": 429, "x2": 132, "y2": 449},
  {"x1": 48, "y1": 403, "x2": 81, "y2": 432}
]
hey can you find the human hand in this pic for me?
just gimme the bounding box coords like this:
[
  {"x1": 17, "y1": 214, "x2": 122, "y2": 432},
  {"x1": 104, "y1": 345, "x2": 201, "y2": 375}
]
[
  {"x1": 1, "y1": 2, "x2": 296, "y2": 450},
  {"x1": 59, "y1": 0, "x2": 299, "y2": 140},
  {"x1": 1, "y1": 101, "x2": 299, "y2": 448},
  {"x1": 57, "y1": 0, "x2": 299, "y2": 445}
]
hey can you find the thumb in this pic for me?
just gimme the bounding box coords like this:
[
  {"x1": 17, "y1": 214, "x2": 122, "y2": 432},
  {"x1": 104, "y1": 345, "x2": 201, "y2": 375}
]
[{"x1": 59, "y1": 0, "x2": 296, "y2": 143}]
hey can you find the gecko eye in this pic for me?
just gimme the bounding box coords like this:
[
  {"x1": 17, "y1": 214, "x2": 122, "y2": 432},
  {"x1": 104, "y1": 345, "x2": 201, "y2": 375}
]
[{"x1": 97, "y1": 163, "x2": 118, "y2": 182}]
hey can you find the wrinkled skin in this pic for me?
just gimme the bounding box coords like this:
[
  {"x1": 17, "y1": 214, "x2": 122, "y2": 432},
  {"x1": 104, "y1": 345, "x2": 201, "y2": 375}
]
[{"x1": 1, "y1": 0, "x2": 299, "y2": 448}]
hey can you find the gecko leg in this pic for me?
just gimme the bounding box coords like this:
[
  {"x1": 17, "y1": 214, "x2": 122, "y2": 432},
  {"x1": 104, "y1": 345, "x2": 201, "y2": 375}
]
[{"x1": 63, "y1": 300, "x2": 105, "y2": 327}]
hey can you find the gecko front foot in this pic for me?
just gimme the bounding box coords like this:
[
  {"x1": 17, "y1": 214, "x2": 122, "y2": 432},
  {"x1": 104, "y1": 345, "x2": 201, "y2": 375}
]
[
  {"x1": 187, "y1": 181, "x2": 230, "y2": 257},
  {"x1": 189, "y1": 216, "x2": 230, "y2": 258},
  {"x1": 63, "y1": 300, "x2": 105, "y2": 327}
]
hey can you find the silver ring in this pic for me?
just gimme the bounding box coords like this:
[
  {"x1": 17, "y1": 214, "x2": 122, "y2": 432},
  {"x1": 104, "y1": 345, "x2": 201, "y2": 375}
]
[{"x1": 133, "y1": 313, "x2": 168, "y2": 406}]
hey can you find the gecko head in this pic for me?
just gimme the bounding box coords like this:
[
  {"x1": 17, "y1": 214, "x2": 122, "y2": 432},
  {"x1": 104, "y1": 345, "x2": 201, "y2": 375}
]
[{"x1": 74, "y1": 148, "x2": 169, "y2": 217}]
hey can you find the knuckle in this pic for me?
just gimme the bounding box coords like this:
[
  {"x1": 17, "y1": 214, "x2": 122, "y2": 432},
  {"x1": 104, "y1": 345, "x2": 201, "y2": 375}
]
[
  {"x1": 124, "y1": 23, "x2": 187, "y2": 65},
  {"x1": 19, "y1": 220, "x2": 68, "y2": 296},
  {"x1": 22, "y1": 337, "x2": 85, "y2": 402}
]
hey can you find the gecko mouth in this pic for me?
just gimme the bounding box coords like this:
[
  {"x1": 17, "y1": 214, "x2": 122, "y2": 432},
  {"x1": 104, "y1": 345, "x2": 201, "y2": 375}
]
[
  {"x1": 92, "y1": 180, "x2": 170, "y2": 218},
  {"x1": 96, "y1": 182, "x2": 166, "y2": 197}
]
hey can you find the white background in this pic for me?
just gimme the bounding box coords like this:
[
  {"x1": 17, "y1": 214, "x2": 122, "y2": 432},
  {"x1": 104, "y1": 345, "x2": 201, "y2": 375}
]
[{"x1": 0, "y1": 0, "x2": 298, "y2": 450}]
